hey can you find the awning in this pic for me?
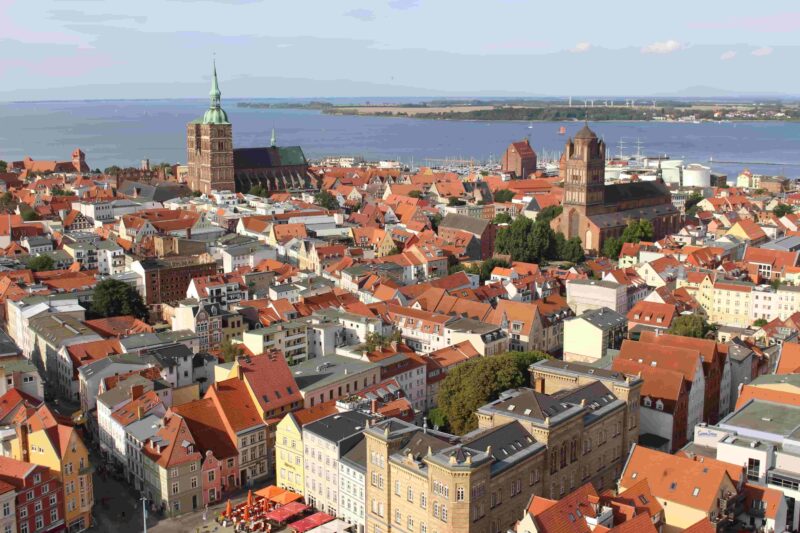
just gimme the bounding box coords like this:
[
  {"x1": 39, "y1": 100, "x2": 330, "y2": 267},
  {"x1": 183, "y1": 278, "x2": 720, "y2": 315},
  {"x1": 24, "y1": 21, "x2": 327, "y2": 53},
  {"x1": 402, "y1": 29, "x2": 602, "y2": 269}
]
[
  {"x1": 305, "y1": 518, "x2": 354, "y2": 533},
  {"x1": 264, "y1": 502, "x2": 308, "y2": 524},
  {"x1": 289, "y1": 512, "x2": 334, "y2": 533}
]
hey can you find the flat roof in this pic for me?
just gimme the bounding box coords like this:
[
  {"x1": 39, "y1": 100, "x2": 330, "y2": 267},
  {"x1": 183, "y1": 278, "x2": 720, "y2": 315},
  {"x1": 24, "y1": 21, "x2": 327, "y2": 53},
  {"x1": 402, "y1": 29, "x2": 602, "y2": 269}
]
[
  {"x1": 721, "y1": 399, "x2": 800, "y2": 437},
  {"x1": 291, "y1": 355, "x2": 378, "y2": 393}
]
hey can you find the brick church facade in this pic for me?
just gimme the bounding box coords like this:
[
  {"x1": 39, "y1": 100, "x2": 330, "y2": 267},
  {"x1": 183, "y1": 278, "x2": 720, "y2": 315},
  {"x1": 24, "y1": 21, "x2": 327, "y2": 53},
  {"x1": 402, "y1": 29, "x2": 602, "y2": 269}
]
[
  {"x1": 551, "y1": 124, "x2": 680, "y2": 253},
  {"x1": 186, "y1": 63, "x2": 313, "y2": 195},
  {"x1": 501, "y1": 138, "x2": 537, "y2": 179}
]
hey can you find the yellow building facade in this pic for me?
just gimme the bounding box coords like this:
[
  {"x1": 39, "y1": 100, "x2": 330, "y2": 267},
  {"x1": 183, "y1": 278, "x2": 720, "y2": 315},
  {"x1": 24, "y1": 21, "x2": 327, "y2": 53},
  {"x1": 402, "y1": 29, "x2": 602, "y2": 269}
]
[
  {"x1": 275, "y1": 414, "x2": 305, "y2": 494},
  {"x1": 13, "y1": 407, "x2": 94, "y2": 532}
]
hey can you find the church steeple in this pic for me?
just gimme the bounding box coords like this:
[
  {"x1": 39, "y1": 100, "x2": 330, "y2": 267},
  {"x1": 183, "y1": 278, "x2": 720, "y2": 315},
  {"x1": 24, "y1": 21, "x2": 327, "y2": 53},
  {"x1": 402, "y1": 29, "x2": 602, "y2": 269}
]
[
  {"x1": 210, "y1": 60, "x2": 221, "y2": 107},
  {"x1": 270, "y1": 127, "x2": 277, "y2": 147},
  {"x1": 202, "y1": 59, "x2": 230, "y2": 125}
]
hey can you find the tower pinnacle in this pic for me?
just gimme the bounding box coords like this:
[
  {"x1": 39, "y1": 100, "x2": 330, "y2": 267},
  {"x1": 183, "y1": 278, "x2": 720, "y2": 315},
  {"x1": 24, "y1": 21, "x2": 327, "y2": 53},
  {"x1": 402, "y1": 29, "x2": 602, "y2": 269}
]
[
  {"x1": 270, "y1": 127, "x2": 277, "y2": 148},
  {"x1": 202, "y1": 59, "x2": 229, "y2": 125}
]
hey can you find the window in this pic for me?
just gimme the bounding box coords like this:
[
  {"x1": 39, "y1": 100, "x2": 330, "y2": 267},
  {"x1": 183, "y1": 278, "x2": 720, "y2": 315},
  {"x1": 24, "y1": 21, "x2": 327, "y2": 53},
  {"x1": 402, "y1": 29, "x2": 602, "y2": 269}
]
[
  {"x1": 441, "y1": 504, "x2": 448, "y2": 522},
  {"x1": 747, "y1": 458, "x2": 761, "y2": 481},
  {"x1": 420, "y1": 492, "x2": 427, "y2": 509},
  {"x1": 50, "y1": 508, "x2": 58, "y2": 522},
  {"x1": 407, "y1": 517, "x2": 414, "y2": 530},
  {"x1": 433, "y1": 503, "x2": 439, "y2": 518},
  {"x1": 456, "y1": 486, "x2": 464, "y2": 501},
  {"x1": 407, "y1": 487, "x2": 413, "y2": 502},
  {"x1": 35, "y1": 516, "x2": 44, "y2": 531},
  {"x1": 172, "y1": 482, "x2": 179, "y2": 494},
  {"x1": 394, "y1": 510, "x2": 401, "y2": 525},
  {"x1": 395, "y1": 480, "x2": 401, "y2": 496}
]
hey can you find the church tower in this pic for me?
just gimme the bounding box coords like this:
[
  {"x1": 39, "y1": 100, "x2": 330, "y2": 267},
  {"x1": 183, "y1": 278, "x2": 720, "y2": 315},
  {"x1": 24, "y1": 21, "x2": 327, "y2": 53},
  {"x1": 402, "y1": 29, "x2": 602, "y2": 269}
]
[
  {"x1": 187, "y1": 61, "x2": 235, "y2": 195},
  {"x1": 561, "y1": 123, "x2": 605, "y2": 213}
]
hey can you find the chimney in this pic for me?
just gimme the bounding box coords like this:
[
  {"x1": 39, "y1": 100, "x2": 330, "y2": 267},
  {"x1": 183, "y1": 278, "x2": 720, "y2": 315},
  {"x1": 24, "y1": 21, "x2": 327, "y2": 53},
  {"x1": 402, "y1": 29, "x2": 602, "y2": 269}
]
[
  {"x1": 371, "y1": 399, "x2": 378, "y2": 413},
  {"x1": 137, "y1": 405, "x2": 146, "y2": 420},
  {"x1": 423, "y1": 417, "x2": 428, "y2": 433},
  {"x1": 130, "y1": 384, "x2": 144, "y2": 400},
  {"x1": 236, "y1": 364, "x2": 243, "y2": 380},
  {"x1": 534, "y1": 377, "x2": 546, "y2": 394}
]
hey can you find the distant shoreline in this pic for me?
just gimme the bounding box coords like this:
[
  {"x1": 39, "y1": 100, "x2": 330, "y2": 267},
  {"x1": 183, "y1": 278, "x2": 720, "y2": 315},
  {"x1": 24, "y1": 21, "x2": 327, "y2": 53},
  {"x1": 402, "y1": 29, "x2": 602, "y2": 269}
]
[{"x1": 237, "y1": 101, "x2": 799, "y2": 123}]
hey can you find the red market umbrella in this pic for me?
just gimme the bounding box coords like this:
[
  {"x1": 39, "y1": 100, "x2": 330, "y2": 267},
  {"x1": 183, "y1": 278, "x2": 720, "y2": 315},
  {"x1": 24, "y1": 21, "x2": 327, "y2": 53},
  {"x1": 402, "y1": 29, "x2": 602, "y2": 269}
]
[
  {"x1": 224, "y1": 499, "x2": 232, "y2": 518},
  {"x1": 244, "y1": 504, "x2": 251, "y2": 522},
  {"x1": 247, "y1": 489, "x2": 254, "y2": 507}
]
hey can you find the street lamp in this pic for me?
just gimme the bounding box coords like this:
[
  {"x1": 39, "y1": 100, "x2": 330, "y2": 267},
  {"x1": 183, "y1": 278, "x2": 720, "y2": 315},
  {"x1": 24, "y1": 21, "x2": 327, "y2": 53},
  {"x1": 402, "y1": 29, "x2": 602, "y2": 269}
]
[{"x1": 140, "y1": 495, "x2": 148, "y2": 533}]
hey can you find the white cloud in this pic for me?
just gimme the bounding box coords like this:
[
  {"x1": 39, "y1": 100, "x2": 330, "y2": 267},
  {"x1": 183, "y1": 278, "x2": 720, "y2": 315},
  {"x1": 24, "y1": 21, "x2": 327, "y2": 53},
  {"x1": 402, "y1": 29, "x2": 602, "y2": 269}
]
[
  {"x1": 389, "y1": 0, "x2": 420, "y2": 9},
  {"x1": 751, "y1": 46, "x2": 773, "y2": 57},
  {"x1": 720, "y1": 50, "x2": 736, "y2": 61},
  {"x1": 641, "y1": 40, "x2": 683, "y2": 54},
  {"x1": 344, "y1": 8, "x2": 375, "y2": 21},
  {"x1": 571, "y1": 42, "x2": 592, "y2": 53}
]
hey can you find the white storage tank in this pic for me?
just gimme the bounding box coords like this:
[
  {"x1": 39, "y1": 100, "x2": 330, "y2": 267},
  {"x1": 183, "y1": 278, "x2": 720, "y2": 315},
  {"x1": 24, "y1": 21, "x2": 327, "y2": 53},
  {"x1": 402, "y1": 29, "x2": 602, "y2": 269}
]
[{"x1": 683, "y1": 164, "x2": 712, "y2": 188}]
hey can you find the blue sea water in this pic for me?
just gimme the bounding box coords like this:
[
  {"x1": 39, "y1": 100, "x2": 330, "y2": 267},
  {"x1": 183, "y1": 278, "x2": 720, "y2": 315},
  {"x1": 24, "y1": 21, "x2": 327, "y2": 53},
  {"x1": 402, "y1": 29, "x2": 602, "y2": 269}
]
[{"x1": 1, "y1": 99, "x2": 800, "y2": 179}]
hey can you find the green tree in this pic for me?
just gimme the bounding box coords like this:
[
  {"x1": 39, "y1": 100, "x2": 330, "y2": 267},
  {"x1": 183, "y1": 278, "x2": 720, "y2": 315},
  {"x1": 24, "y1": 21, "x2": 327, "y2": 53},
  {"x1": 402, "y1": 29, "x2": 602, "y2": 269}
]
[
  {"x1": 27, "y1": 255, "x2": 55, "y2": 272},
  {"x1": 493, "y1": 212, "x2": 512, "y2": 224},
  {"x1": 430, "y1": 213, "x2": 443, "y2": 231},
  {"x1": 448, "y1": 263, "x2": 465, "y2": 275},
  {"x1": 447, "y1": 197, "x2": 465, "y2": 207},
  {"x1": 621, "y1": 219, "x2": 654, "y2": 244},
  {"x1": 493, "y1": 218, "x2": 530, "y2": 261},
  {"x1": 558, "y1": 236, "x2": 585, "y2": 263},
  {"x1": 492, "y1": 189, "x2": 515, "y2": 203},
  {"x1": 774, "y1": 204, "x2": 794, "y2": 218},
  {"x1": 219, "y1": 339, "x2": 242, "y2": 363},
  {"x1": 191, "y1": 190, "x2": 203, "y2": 197},
  {"x1": 0, "y1": 192, "x2": 14, "y2": 209},
  {"x1": 249, "y1": 184, "x2": 269, "y2": 198},
  {"x1": 314, "y1": 190, "x2": 339, "y2": 210},
  {"x1": 427, "y1": 407, "x2": 448, "y2": 432},
  {"x1": 753, "y1": 318, "x2": 769, "y2": 328},
  {"x1": 0, "y1": 160, "x2": 7, "y2": 172},
  {"x1": 408, "y1": 190, "x2": 423, "y2": 199},
  {"x1": 529, "y1": 220, "x2": 555, "y2": 263},
  {"x1": 537, "y1": 205, "x2": 563, "y2": 225},
  {"x1": 476, "y1": 257, "x2": 511, "y2": 283},
  {"x1": 436, "y1": 351, "x2": 549, "y2": 434},
  {"x1": 667, "y1": 314, "x2": 712, "y2": 339},
  {"x1": 91, "y1": 279, "x2": 148, "y2": 320},
  {"x1": 20, "y1": 208, "x2": 41, "y2": 221},
  {"x1": 103, "y1": 165, "x2": 121, "y2": 174},
  {"x1": 602, "y1": 236, "x2": 623, "y2": 259},
  {"x1": 364, "y1": 331, "x2": 401, "y2": 353},
  {"x1": 684, "y1": 192, "x2": 703, "y2": 217}
]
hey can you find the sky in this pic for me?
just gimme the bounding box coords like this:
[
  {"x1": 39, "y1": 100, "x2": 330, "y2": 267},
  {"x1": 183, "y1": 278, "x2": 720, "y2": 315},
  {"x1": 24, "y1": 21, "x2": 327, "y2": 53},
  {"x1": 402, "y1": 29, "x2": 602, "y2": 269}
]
[{"x1": 1, "y1": 0, "x2": 800, "y2": 100}]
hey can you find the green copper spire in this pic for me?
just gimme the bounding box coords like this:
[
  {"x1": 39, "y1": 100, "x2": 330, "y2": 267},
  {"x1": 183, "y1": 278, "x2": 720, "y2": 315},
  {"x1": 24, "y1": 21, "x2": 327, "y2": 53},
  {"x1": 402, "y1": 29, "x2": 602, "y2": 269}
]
[
  {"x1": 270, "y1": 127, "x2": 277, "y2": 147},
  {"x1": 202, "y1": 59, "x2": 230, "y2": 125},
  {"x1": 210, "y1": 60, "x2": 221, "y2": 102}
]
